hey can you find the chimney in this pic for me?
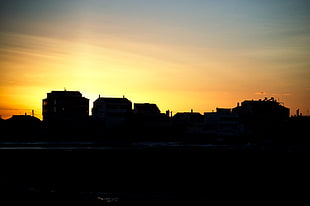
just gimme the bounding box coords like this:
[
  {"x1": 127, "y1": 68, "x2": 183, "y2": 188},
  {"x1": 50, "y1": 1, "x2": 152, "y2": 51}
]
[
  {"x1": 166, "y1": 110, "x2": 170, "y2": 117},
  {"x1": 296, "y1": 109, "x2": 300, "y2": 116}
]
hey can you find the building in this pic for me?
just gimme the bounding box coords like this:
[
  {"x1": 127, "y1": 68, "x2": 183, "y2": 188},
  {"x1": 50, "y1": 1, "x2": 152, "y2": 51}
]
[
  {"x1": 133, "y1": 103, "x2": 169, "y2": 125},
  {"x1": 4, "y1": 114, "x2": 42, "y2": 140},
  {"x1": 133, "y1": 103, "x2": 162, "y2": 122},
  {"x1": 232, "y1": 97, "x2": 290, "y2": 142},
  {"x1": 204, "y1": 108, "x2": 242, "y2": 137},
  {"x1": 133, "y1": 103, "x2": 161, "y2": 115},
  {"x1": 172, "y1": 111, "x2": 204, "y2": 126},
  {"x1": 232, "y1": 97, "x2": 290, "y2": 121},
  {"x1": 42, "y1": 90, "x2": 89, "y2": 123},
  {"x1": 92, "y1": 97, "x2": 132, "y2": 128},
  {"x1": 131, "y1": 103, "x2": 171, "y2": 140},
  {"x1": 171, "y1": 111, "x2": 205, "y2": 141}
]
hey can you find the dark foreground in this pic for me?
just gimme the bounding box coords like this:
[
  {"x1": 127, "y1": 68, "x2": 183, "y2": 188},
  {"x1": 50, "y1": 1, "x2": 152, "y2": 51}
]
[{"x1": 0, "y1": 144, "x2": 309, "y2": 205}]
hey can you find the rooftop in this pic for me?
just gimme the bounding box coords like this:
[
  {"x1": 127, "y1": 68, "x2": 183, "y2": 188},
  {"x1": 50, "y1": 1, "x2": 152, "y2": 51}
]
[
  {"x1": 46, "y1": 91, "x2": 84, "y2": 98},
  {"x1": 134, "y1": 103, "x2": 161, "y2": 113},
  {"x1": 94, "y1": 97, "x2": 132, "y2": 104}
]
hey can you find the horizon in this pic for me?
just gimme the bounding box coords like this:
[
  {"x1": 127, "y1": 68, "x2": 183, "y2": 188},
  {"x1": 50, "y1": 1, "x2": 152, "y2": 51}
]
[
  {"x1": 0, "y1": 89, "x2": 292, "y2": 120},
  {"x1": 1, "y1": 0, "x2": 309, "y2": 120}
]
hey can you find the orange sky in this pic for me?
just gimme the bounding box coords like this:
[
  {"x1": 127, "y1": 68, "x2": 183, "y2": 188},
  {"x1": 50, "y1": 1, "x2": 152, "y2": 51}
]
[{"x1": 1, "y1": 1, "x2": 309, "y2": 119}]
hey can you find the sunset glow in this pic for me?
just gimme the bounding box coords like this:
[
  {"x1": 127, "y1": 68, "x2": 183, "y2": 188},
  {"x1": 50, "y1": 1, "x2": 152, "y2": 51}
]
[{"x1": 1, "y1": 0, "x2": 310, "y2": 120}]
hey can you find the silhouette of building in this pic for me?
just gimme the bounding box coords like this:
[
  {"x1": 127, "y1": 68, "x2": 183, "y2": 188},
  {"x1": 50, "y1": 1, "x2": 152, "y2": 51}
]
[
  {"x1": 4, "y1": 114, "x2": 42, "y2": 140},
  {"x1": 232, "y1": 97, "x2": 290, "y2": 142},
  {"x1": 42, "y1": 91, "x2": 89, "y2": 124},
  {"x1": 133, "y1": 103, "x2": 169, "y2": 126},
  {"x1": 7, "y1": 114, "x2": 41, "y2": 122},
  {"x1": 92, "y1": 97, "x2": 132, "y2": 128},
  {"x1": 232, "y1": 97, "x2": 289, "y2": 121},
  {"x1": 133, "y1": 103, "x2": 162, "y2": 122},
  {"x1": 133, "y1": 103, "x2": 161, "y2": 115},
  {"x1": 204, "y1": 108, "x2": 242, "y2": 137},
  {"x1": 171, "y1": 111, "x2": 204, "y2": 140},
  {"x1": 172, "y1": 111, "x2": 203, "y2": 126},
  {"x1": 130, "y1": 103, "x2": 171, "y2": 140}
]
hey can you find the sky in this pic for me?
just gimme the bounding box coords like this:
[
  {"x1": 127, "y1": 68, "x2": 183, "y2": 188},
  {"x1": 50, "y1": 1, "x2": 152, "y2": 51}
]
[{"x1": 0, "y1": 0, "x2": 309, "y2": 119}]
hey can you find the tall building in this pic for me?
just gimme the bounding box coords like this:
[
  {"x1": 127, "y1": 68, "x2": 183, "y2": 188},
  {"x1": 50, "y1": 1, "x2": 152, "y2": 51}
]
[
  {"x1": 42, "y1": 90, "x2": 89, "y2": 123},
  {"x1": 92, "y1": 97, "x2": 132, "y2": 127}
]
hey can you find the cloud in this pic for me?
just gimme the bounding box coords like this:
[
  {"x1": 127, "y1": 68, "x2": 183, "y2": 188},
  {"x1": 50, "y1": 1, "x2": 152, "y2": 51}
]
[
  {"x1": 255, "y1": 91, "x2": 292, "y2": 96},
  {"x1": 255, "y1": 91, "x2": 266, "y2": 95}
]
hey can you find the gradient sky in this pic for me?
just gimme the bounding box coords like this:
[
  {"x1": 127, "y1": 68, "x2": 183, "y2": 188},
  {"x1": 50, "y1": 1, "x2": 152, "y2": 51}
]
[{"x1": 1, "y1": 0, "x2": 309, "y2": 119}]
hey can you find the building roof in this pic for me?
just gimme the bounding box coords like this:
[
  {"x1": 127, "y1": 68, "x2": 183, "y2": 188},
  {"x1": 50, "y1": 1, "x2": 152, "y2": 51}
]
[
  {"x1": 94, "y1": 97, "x2": 132, "y2": 104},
  {"x1": 233, "y1": 98, "x2": 290, "y2": 119},
  {"x1": 173, "y1": 112, "x2": 203, "y2": 123},
  {"x1": 240, "y1": 97, "x2": 285, "y2": 107},
  {"x1": 47, "y1": 91, "x2": 83, "y2": 98},
  {"x1": 134, "y1": 103, "x2": 160, "y2": 113},
  {"x1": 7, "y1": 115, "x2": 41, "y2": 123}
]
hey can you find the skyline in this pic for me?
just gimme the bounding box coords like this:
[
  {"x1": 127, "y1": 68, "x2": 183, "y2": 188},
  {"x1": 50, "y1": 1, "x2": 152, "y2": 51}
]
[
  {"x1": 0, "y1": 89, "x2": 292, "y2": 120},
  {"x1": 1, "y1": 0, "x2": 310, "y2": 119}
]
